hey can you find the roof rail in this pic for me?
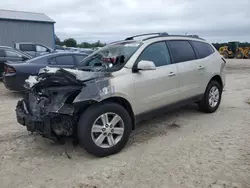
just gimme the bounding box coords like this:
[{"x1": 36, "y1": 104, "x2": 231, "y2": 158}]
[
  {"x1": 125, "y1": 32, "x2": 169, "y2": 40},
  {"x1": 143, "y1": 34, "x2": 205, "y2": 41}
]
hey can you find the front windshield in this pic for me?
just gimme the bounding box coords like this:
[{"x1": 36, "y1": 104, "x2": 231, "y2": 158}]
[{"x1": 77, "y1": 41, "x2": 142, "y2": 72}]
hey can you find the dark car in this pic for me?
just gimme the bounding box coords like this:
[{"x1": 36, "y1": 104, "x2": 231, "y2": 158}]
[
  {"x1": 0, "y1": 46, "x2": 32, "y2": 79},
  {"x1": 2, "y1": 52, "x2": 88, "y2": 91}
]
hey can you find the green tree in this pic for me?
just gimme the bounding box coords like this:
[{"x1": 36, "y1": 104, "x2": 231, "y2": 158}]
[
  {"x1": 55, "y1": 35, "x2": 62, "y2": 45},
  {"x1": 63, "y1": 38, "x2": 77, "y2": 47}
]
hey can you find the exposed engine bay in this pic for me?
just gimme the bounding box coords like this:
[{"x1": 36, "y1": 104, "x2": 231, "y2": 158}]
[{"x1": 16, "y1": 67, "x2": 112, "y2": 141}]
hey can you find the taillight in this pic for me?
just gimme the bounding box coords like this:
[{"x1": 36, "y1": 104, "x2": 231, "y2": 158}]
[{"x1": 4, "y1": 65, "x2": 16, "y2": 73}]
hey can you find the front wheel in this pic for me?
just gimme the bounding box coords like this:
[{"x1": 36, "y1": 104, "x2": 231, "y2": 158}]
[
  {"x1": 77, "y1": 102, "x2": 132, "y2": 157},
  {"x1": 198, "y1": 80, "x2": 222, "y2": 113}
]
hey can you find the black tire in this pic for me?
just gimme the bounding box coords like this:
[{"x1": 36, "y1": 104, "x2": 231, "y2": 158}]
[
  {"x1": 222, "y1": 51, "x2": 228, "y2": 59},
  {"x1": 198, "y1": 80, "x2": 222, "y2": 113},
  {"x1": 77, "y1": 102, "x2": 132, "y2": 157},
  {"x1": 235, "y1": 51, "x2": 244, "y2": 59}
]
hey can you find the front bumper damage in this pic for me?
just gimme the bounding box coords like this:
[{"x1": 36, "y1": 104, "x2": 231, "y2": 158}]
[{"x1": 16, "y1": 87, "x2": 80, "y2": 141}]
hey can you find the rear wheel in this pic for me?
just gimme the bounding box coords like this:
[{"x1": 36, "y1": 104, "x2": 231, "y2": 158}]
[
  {"x1": 198, "y1": 80, "x2": 222, "y2": 113},
  {"x1": 221, "y1": 51, "x2": 228, "y2": 59},
  {"x1": 77, "y1": 102, "x2": 132, "y2": 157},
  {"x1": 236, "y1": 51, "x2": 244, "y2": 59}
]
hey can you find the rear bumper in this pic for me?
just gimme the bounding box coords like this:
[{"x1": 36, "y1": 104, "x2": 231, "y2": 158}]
[{"x1": 3, "y1": 74, "x2": 26, "y2": 91}]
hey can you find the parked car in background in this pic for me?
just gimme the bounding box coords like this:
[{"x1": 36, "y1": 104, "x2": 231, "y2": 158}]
[
  {"x1": 55, "y1": 45, "x2": 66, "y2": 52},
  {"x1": 0, "y1": 46, "x2": 32, "y2": 79},
  {"x1": 14, "y1": 42, "x2": 54, "y2": 57},
  {"x1": 79, "y1": 48, "x2": 94, "y2": 55},
  {"x1": 2, "y1": 52, "x2": 88, "y2": 91}
]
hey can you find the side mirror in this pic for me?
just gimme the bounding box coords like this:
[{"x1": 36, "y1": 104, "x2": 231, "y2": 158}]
[{"x1": 137, "y1": 60, "x2": 156, "y2": 71}]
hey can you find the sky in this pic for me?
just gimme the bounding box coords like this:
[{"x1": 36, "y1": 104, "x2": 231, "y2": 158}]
[{"x1": 1, "y1": 0, "x2": 250, "y2": 43}]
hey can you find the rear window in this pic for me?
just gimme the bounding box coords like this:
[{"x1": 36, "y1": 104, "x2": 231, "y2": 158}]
[
  {"x1": 75, "y1": 54, "x2": 88, "y2": 63},
  {"x1": 49, "y1": 55, "x2": 75, "y2": 65},
  {"x1": 191, "y1": 41, "x2": 215, "y2": 59},
  {"x1": 168, "y1": 40, "x2": 196, "y2": 63},
  {"x1": 19, "y1": 44, "x2": 35, "y2": 51}
]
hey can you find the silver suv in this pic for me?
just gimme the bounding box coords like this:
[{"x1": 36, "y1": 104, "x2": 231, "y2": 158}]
[{"x1": 16, "y1": 33, "x2": 226, "y2": 157}]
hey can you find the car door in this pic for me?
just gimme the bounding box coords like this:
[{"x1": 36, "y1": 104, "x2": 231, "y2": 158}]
[
  {"x1": 48, "y1": 55, "x2": 76, "y2": 69},
  {"x1": 19, "y1": 44, "x2": 36, "y2": 57},
  {"x1": 167, "y1": 40, "x2": 200, "y2": 100},
  {"x1": 0, "y1": 49, "x2": 6, "y2": 76},
  {"x1": 190, "y1": 40, "x2": 217, "y2": 94},
  {"x1": 35, "y1": 45, "x2": 50, "y2": 56},
  {"x1": 133, "y1": 41, "x2": 179, "y2": 114}
]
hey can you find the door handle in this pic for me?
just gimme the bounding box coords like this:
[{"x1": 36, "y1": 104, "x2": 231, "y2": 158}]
[
  {"x1": 168, "y1": 72, "x2": 176, "y2": 77},
  {"x1": 197, "y1": 66, "x2": 204, "y2": 70}
]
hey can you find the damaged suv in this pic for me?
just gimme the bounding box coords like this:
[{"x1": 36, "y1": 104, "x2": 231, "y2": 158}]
[{"x1": 16, "y1": 33, "x2": 226, "y2": 157}]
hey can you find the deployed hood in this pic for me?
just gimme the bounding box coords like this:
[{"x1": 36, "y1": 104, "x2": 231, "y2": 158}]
[{"x1": 24, "y1": 66, "x2": 109, "y2": 89}]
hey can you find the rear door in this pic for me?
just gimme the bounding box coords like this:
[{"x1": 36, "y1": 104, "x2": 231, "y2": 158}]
[
  {"x1": 74, "y1": 54, "x2": 88, "y2": 65},
  {"x1": 167, "y1": 40, "x2": 200, "y2": 100},
  {"x1": 190, "y1": 40, "x2": 216, "y2": 94},
  {"x1": 48, "y1": 55, "x2": 76, "y2": 68}
]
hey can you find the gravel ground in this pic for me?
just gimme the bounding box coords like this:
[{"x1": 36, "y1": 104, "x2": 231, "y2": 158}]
[{"x1": 0, "y1": 59, "x2": 250, "y2": 188}]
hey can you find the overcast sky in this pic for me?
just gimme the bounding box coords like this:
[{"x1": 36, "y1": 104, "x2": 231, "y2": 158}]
[{"x1": 1, "y1": 0, "x2": 250, "y2": 43}]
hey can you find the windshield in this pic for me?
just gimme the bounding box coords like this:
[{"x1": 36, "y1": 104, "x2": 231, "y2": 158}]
[{"x1": 77, "y1": 41, "x2": 142, "y2": 72}]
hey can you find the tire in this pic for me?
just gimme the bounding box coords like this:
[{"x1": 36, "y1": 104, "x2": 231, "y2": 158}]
[
  {"x1": 235, "y1": 51, "x2": 243, "y2": 59},
  {"x1": 198, "y1": 80, "x2": 222, "y2": 113},
  {"x1": 221, "y1": 51, "x2": 228, "y2": 59},
  {"x1": 77, "y1": 102, "x2": 132, "y2": 157}
]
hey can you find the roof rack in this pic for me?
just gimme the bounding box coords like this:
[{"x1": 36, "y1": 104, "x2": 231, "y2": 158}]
[
  {"x1": 124, "y1": 32, "x2": 205, "y2": 41},
  {"x1": 143, "y1": 34, "x2": 205, "y2": 41},
  {"x1": 125, "y1": 32, "x2": 169, "y2": 40}
]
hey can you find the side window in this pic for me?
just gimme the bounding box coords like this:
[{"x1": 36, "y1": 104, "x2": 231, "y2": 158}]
[
  {"x1": 55, "y1": 55, "x2": 75, "y2": 65},
  {"x1": 168, "y1": 40, "x2": 196, "y2": 63},
  {"x1": 0, "y1": 49, "x2": 5, "y2": 57},
  {"x1": 36, "y1": 45, "x2": 47, "y2": 52},
  {"x1": 191, "y1": 41, "x2": 215, "y2": 59},
  {"x1": 5, "y1": 50, "x2": 22, "y2": 58},
  {"x1": 19, "y1": 44, "x2": 35, "y2": 51},
  {"x1": 137, "y1": 42, "x2": 171, "y2": 67},
  {"x1": 75, "y1": 55, "x2": 88, "y2": 63}
]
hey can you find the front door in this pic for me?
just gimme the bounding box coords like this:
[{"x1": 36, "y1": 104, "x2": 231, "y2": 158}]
[{"x1": 132, "y1": 41, "x2": 180, "y2": 114}]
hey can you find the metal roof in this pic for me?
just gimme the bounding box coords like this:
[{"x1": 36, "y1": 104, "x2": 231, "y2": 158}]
[{"x1": 0, "y1": 9, "x2": 55, "y2": 23}]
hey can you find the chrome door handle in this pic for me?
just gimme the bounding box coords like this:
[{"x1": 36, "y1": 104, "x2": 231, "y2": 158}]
[
  {"x1": 168, "y1": 72, "x2": 176, "y2": 76},
  {"x1": 197, "y1": 66, "x2": 204, "y2": 70}
]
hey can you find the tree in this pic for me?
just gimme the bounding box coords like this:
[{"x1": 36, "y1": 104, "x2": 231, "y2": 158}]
[
  {"x1": 55, "y1": 35, "x2": 62, "y2": 45},
  {"x1": 63, "y1": 38, "x2": 77, "y2": 47}
]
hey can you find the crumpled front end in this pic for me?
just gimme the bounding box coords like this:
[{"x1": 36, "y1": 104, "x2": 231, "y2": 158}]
[{"x1": 16, "y1": 86, "x2": 81, "y2": 140}]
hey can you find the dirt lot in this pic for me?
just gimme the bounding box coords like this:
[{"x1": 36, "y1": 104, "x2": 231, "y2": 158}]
[{"x1": 0, "y1": 59, "x2": 250, "y2": 188}]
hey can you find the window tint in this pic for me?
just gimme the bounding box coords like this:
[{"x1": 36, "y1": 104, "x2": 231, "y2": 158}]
[
  {"x1": 19, "y1": 44, "x2": 35, "y2": 51},
  {"x1": 0, "y1": 49, "x2": 4, "y2": 57},
  {"x1": 191, "y1": 41, "x2": 215, "y2": 59},
  {"x1": 5, "y1": 50, "x2": 22, "y2": 58},
  {"x1": 75, "y1": 55, "x2": 88, "y2": 63},
  {"x1": 168, "y1": 40, "x2": 196, "y2": 63},
  {"x1": 54, "y1": 55, "x2": 74, "y2": 65},
  {"x1": 36, "y1": 45, "x2": 47, "y2": 52},
  {"x1": 137, "y1": 42, "x2": 171, "y2": 67}
]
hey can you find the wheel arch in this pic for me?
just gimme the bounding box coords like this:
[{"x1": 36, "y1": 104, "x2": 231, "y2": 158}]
[
  {"x1": 74, "y1": 96, "x2": 135, "y2": 130},
  {"x1": 209, "y1": 75, "x2": 223, "y2": 88}
]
